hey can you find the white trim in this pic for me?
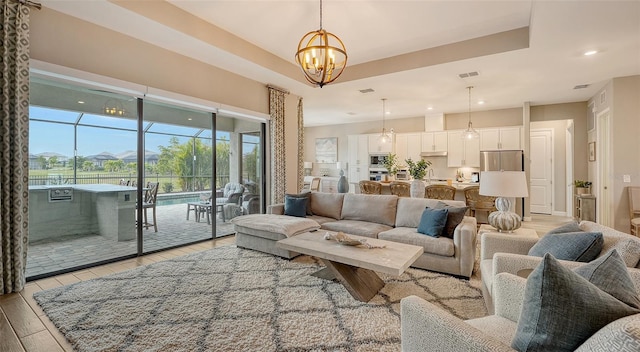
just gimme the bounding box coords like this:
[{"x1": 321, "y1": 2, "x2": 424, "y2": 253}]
[
  {"x1": 565, "y1": 120, "x2": 574, "y2": 217},
  {"x1": 552, "y1": 210, "x2": 568, "y2": 217}
]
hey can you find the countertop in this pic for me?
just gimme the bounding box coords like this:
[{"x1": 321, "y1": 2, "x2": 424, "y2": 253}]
[{"x1": 29, "y1": 184, "x2": 137, "y2": 193}]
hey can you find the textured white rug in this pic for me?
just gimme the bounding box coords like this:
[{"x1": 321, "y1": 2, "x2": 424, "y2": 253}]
[{"x1": 34, "y1": 245, "x2": 486, "y2": 351}]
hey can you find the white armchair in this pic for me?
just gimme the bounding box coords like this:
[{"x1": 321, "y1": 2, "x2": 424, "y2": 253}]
[{"x1": 480, "y1": 220, "x2": 640, "y2": 314}]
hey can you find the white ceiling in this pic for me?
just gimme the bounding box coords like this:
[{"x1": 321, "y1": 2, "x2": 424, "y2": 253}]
[{"x1": 42, "y1": 0, "x2": 640, "y2": 127}]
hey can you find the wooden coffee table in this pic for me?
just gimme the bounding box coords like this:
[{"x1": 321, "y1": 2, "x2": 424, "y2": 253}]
[{"x1": 277, "y1": 231, "x2": 423, "y2": 302}]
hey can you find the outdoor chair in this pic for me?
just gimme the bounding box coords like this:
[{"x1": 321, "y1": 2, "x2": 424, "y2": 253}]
[
  {"x1": 140, "y1": 182, "x2": 159, "y2": 232},
  {"x1": 216, "y1": 182, "x2": 245, "y2": 205}
]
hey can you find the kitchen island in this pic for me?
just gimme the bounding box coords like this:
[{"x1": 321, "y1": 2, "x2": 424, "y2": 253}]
[{"x1": 29, "y1": 184, "x2": 137, "y2": 242}]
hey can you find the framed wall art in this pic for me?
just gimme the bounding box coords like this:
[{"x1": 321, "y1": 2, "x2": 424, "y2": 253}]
[
  {"x1": 589, "y1": 141, "x2": 596, "y2": 161},
  {"x1": 315, "y1": 137, "x2": 337, "y2": 163}
]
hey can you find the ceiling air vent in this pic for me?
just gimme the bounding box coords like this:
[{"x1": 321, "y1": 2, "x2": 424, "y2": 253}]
[
  {"x1": 359, "y1": 88, "x2": 375, "y2": 94},
  {"x1": 458, "y1": 71, "x2": 479, "y2": 79},
  {"x1": 574, "y1": 84, "x2": 590, "y2": 89}
]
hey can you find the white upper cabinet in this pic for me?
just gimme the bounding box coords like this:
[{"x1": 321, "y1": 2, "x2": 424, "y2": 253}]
[
  {"x1": 395, "y1": 133, "x2": 421, "y2": 166},
  {"x1": 347, "y1": 134, "x2": 370, "y2": 182},
  {"x1": 368, "y1": 134, "x2": 393, "y2": 154},
  {"x1": 447, "y1": 130, "x2": 480, "y2": 167},
  {"x1": 480, "y1": 127, "x2": 522, "y2": 150},
  {"x1": 421, "y1": 131, "x2": 448, "y2": 152}
]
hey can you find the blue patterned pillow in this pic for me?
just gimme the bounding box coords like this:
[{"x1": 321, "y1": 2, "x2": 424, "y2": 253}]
[
  {"x1": 284, "y1": 195, "x2": 308, "y2": 217},
  {"x1": 417, "y1": 207, "x2": 448, "y2": 238},
  {"x1": 528, "y1": 231, "x2": 603, "y2": 262}
]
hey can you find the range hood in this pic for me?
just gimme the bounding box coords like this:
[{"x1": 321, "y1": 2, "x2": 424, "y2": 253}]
[{"x1": 421, "y1": 151, "x2": 448, "y2": 157}]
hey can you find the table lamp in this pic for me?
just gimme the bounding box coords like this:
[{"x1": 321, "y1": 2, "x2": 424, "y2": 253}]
[
  {"x1": 479, "y1": 171, "x2": 528, "y2": 232},
  {"x1": 336, "y1": 162, "x2": 349, "y2": 193},
  {"x1": 303, "y1": 161, "x2": 312, "y2": 176}
]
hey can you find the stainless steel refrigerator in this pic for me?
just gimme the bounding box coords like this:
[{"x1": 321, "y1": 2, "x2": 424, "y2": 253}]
[{"x1": 480, "y1": 150, "x2": 524, "y2": 217}]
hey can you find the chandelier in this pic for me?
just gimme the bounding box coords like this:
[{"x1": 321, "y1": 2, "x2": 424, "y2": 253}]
[
  {"x1": 379, "y1": 98, "x2": 391, "y2": 143},
  {"x1": 461, "y1": 86, "x2": 479, "y2": 139},
  {"x1": 295, "y1": 0, "x2": 347, "y2": 88},
  {"x1": 103, "y1": 99, "x2": 126, "y2": 116}
]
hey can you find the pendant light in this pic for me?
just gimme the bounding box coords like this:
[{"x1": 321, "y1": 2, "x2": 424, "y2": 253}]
[
  {"x1": 295, "y1": 0, "x2": 348, "y2": 88},
  {"x1": 379, "y1": 98, "x2": 391, "y2": 143},
  {"x1": 461, "y1": 86, "x2": 479, "y2": 139}
]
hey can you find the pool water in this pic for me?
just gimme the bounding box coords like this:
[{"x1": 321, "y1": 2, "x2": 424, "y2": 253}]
[{"x1": 157, "y1": 196, "x2": 201, "y2": 206}]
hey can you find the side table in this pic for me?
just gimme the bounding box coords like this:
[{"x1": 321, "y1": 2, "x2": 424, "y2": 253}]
[{"x1": 478, "y1": 224, "x2": 539, "y2": 239}]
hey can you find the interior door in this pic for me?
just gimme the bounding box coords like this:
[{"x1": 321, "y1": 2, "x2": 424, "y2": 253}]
[
  {"x1": 597, "y1": 110, "x2": 612, "y2": 226},
  {"x1": 530, "y1": 129, "x2": 553, "y2": 214}
]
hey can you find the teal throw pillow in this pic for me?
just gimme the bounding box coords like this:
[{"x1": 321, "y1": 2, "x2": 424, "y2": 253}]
[
  {"x1": 435, "y1": 201, "x2": 469, "y2": 238},
  {"x1": 417, "y1": 207, "x2": 448, "y2": 238},
  {"x1": 284, "y1": 195, "x2": 308, "y2": 217},
  {"x1": 511, "y1": 252, "x2": 640, "y2": 352},
  {"x1": 286, "y1": 191, "x2": 312, "y2": 215},
  {"x1": 528, "y1": 231, "x2": 603, "y2": 262}
]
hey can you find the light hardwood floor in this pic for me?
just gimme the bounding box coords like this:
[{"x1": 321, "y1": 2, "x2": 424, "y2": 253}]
[{"x1": 0, "y1": 215, "x2": 571, "y2": 352}]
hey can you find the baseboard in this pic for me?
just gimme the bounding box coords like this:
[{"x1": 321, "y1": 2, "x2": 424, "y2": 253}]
[{"x1": 552, "y1": 211, "x2": 568, "y2": 217}]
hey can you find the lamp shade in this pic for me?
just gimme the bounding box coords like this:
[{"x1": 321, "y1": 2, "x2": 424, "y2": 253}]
[
  {"x1": 304, "y1": 161, "x2": 313, "y2": 169},
  {"x1": 479, "y1": 171, "x2": 529, "y2": 198},
  {"x1": 336, "y1": 161, "x2": 347, "y2": 170}
]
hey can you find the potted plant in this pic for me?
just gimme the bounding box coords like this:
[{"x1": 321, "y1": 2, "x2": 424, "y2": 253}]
[
  {"x1": 382, "y1": 153, "x2": 398, "y2": 181},
  {"x1": 574, "y1": 180, "x2": 592, "y2": 195},
  {"x1": 406, "y1": 158, "x2": 432, "y2": 197}
]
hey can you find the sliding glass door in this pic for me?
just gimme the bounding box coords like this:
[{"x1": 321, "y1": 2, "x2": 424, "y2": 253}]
[{"x1": 27, "y1": 75, "x2": 265, "y2": 279}]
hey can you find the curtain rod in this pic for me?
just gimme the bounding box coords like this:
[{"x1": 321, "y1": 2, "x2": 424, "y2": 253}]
[
  {"x1": 267, "y1": 84, "x2": 290, "y2": 95},
  {"x1": 15, "y1": 0, "x2": 41, "y2": 10}
]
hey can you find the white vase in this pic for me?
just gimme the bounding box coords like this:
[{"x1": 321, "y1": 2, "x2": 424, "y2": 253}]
[{"x1": 410, "y1": 179, "x2": 425, "y2": 198}]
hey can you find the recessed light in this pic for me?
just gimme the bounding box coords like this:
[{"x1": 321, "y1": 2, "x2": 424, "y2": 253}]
[
  {"x1": 77, "y1": 101, "x2": 85, "y2": 104},
  {"x1": 385, "y1": 111, "x2": 391, "y2": 115},
  {"x1": 188, "y1": 118, "x2": 193, "y2": 121},
  {"x1": 477, "y1": 100, "x2": 485, "y2": 105},
  {"x1": 584, "y1": 50, "x2": 598, "y2": 56},
  {"x1": 427, "y1": 107, "x2": 433, "y2": 110}
]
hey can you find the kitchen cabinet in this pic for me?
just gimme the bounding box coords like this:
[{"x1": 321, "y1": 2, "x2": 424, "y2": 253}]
[
  {"x1": 368, "y1": 133, "x2": 393, "y2": 154},
  {"x1": 347, "y1": 135, "x2": 370, "y2": 183},
  {"x1": 395, "y1": 133, "x2": 421, "y2": 166},
  {"x1": 447, "y1": 130, "x2": 480, "y2": 167},
  {"x1": 421, "y1": 131, "x2": 448, "y2": 153},
  {"x1": 480, "y1": 127, "x2": 522, "y2": 150}
]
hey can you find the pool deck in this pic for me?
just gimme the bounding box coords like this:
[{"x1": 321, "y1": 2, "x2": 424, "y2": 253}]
[{"x1": 26, "y1": 202, "x2": 236, "y2": 279}]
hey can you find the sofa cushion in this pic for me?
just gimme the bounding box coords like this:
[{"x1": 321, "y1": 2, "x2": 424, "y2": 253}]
[
  {"x1": 378, "y1": 227, "x2": 455, "y2": 257},
  {"x1": 284, "y1": 195, "x2": 308, "y2": 217},
  {"x1": 465, "y1": 315, "x2": 518, "y2": 347},
  {"x1": 231, "y1": 214, "x2": 320, "y2": 239},
  {"x1": 511, "y1": 253, "x2": 640, "y2": 352},
  {"x1": 320, "y1": 220, "x2": 393, "y2": 239},
  {"x1": 435, "y1": 201, "x2": 469, "y2": 238},
  {"x1": 306, "y1": 215, "x2": 337, "y2": 226},
  {"x1": 574, "y1": 313, "x2": 640, "y2": 352},
  {"x1": 310, "y1": 192, "x2": 345, "y2": 219},
  {"x1": 580, "y1": 220, "x2": 640, "y2": 267},
  {"x1": 341, "y1": 193, "x2": 398, "y2": 227},
  {"x1": 528, "y1": 231, "x2": 603, "y2": 262},
  {"x1": 395, "y1": 197, "x2": 466, "y2": 228},
  {"x1": 417, "y1": 207, "x2": 448, "y2": 238}
]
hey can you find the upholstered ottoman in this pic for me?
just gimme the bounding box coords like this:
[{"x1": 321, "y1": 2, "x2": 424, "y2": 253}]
[{"x1": 231, "y1": 214, "x2": 321, "y2": 258}]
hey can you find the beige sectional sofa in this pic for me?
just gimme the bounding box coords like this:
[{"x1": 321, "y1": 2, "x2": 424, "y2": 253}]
[{"x1": 232, "y1": 192, "x2": 477, "y2": 278}]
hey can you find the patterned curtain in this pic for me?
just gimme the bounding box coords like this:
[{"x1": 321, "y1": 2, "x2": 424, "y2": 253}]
[
  {"x1": 269, "y1": 87, "x2": 286, "y2": 204},
  {"x1": 0, "y1": 0, "x2": 33, "y2": 294},
  {"x1": 297, "y1": 98, "x2": 304, "y2": 192}
]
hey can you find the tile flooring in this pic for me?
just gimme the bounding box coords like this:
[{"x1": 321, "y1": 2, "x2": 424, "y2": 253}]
[{"x1": 26, "y1": 203, "x2": 236, "y2": 278}]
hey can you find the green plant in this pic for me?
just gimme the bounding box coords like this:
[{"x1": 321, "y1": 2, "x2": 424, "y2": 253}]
[
  {"x1": 162, "y1": 182, "x2": 174, "y2": 193},
  {"x1": 574, "y1": 180, "x2": 592, "y2": 188},
  {"x1": 383, "y1": 153, "x2": 398, "y2": 176},
  {"x1": 405, "y1": 158, "x2": 432, "y2": 180}
]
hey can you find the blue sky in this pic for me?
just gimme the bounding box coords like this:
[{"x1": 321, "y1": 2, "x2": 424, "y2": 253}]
[{"x1": 29, "y1": 107, "x2": 222, "y2": 158}]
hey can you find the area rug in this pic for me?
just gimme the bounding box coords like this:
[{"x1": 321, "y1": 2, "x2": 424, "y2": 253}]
[{"x1": 34, "y1": 245, "x2": 487, "y2": 352}]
